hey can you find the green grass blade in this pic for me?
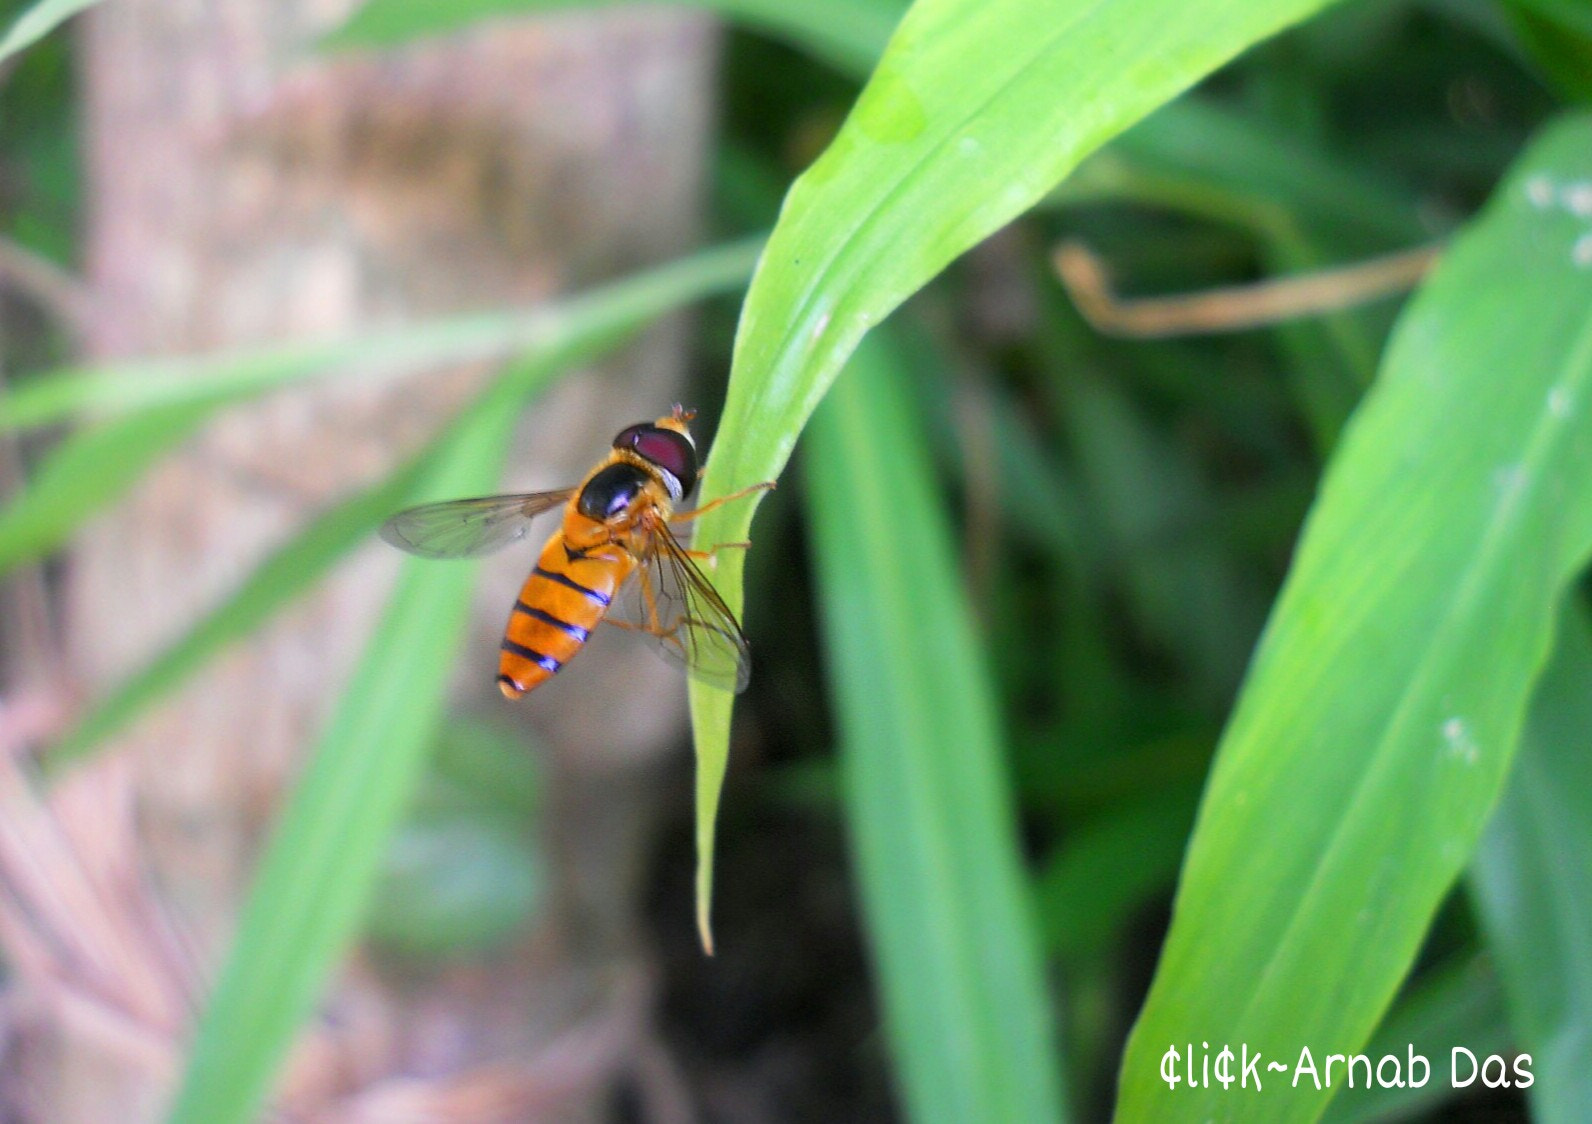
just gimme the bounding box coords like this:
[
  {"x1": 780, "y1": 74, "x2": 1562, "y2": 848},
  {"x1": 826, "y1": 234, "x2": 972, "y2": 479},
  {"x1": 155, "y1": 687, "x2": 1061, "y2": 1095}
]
[
  {"x1": 41, "y1": 457, "x2": 423, "y2": 771},
  {"x1": 1468, "y1": 600, "x2": 1592, "y2": 1122},
  {"x1": 0, "y1": 240, "x2": 760, "y2": 581},
  {"x1": 166, "y1": 368, "x2": 528, "y2": 1124},
  {"x1": 687, "y1": 0, "x2": 1339, "y2": 944},
  {"x1": 805, "y1": 332, "x2": 1067, "y2": 1124},
  {"x1": 0, "y1": 0, "x2": 103, "y2": 64},
  {"x1": 0, "y1": 237, "x2": 761, "y2": 432},
  {"x1": 0, "y1": 401, "x2": 210, "y2": 578},
  {"x1": 324, "y1": 0, "x2": 905, "y2": 76},
  {"x1": 1503, "y1": 0, "x2": 1592, "y2": 102},
  {"x1": 1071, "y1": 97, "x2": 1426, "y2": 248},
  {"x1": 1118, "y1": 113, "x2": 1592, "y2": 1121}
]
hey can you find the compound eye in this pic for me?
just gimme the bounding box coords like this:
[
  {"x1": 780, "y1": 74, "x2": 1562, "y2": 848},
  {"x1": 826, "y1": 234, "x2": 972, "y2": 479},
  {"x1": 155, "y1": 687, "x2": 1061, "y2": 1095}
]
[
  {"x1": 611, "y1": 423, "x2": 649, "y2": 450},
  {"x1": 631, "y1": 429, "x2": 698, "y2": 491}
]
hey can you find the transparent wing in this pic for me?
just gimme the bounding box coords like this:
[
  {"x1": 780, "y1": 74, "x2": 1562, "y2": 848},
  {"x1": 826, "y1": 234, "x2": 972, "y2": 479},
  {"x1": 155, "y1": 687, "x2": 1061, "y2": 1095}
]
[
  {"x1": 613, "y1": 530, "x2": 751, "y2": 693},
  {"x1": 379, "y1": 491, "x2": 573, "y2": 559}
]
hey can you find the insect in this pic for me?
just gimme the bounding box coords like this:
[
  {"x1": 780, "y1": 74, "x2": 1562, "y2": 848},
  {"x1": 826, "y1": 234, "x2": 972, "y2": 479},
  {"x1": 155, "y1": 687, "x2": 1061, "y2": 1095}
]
[{"x1": 380, "y1": 406, "x2": 773, "y2": 698}]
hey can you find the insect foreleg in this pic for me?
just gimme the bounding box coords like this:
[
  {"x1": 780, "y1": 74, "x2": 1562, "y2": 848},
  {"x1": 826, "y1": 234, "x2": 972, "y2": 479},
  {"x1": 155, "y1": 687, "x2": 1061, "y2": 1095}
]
[
  {"x1": 669, "y1": 480, "x2": 776, "y2": 523},
  {"x1": 682, "y1": 540, "x2": 751, "y2": 566}
]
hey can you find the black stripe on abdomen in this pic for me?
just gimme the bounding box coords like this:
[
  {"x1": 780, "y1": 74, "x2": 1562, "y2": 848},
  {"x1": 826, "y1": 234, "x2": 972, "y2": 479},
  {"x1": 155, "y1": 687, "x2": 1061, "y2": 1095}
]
[
  {"x1": 533, "y1": 565, "x2": 611, "y2": 607},
  {"x1": 514, "y1": 600, "x2": 590, "y2": 642},
  {"x1": 501, "y1": 637, "x2": 562, "y2": 674}
]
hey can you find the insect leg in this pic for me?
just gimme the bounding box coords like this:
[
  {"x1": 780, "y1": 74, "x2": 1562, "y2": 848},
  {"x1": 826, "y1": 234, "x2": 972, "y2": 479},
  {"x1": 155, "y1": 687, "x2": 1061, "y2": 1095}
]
[
  {"x1": 639, "y1": 564, "x2": 665, "y2": 632},
  {"x1": 681, "y1": 541, "x2": 751, "y2": 565},
  {"x1": 669, "y1": 480, "x2": 776, "y2": 523}
]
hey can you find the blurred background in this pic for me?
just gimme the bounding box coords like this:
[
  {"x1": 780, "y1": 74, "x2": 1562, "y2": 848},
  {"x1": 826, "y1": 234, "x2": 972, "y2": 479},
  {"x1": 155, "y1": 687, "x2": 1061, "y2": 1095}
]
[{"x1": 0, "y1": 0, "x2": 1575, "y2": 1119}]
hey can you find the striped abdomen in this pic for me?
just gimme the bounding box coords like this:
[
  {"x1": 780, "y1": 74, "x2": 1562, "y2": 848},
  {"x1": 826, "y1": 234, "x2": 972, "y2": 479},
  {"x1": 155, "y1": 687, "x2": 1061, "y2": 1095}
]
[{"x1": 498, "y1": 531, "x2": 635, "y2": 698}]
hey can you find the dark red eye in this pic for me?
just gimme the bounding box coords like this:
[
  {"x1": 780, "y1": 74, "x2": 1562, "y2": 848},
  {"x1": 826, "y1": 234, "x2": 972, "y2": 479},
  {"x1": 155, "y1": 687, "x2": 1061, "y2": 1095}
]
[
  {"x1": 612, "y1": 424, "x2": 648, "y2": 449},
  {"x1": 612, "y1": 423, "x2": 698, "y2": 496}
]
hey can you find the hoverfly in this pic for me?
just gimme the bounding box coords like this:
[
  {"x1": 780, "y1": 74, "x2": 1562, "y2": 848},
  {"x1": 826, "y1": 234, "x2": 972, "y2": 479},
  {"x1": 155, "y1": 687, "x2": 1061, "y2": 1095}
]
[{"x1": 381, "y1": 406, "x2": 773, "y2": 698}]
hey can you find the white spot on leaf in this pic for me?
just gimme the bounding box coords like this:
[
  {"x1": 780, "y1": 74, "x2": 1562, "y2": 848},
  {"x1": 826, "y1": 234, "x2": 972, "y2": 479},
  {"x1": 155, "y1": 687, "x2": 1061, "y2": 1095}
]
[
  {"x1": 1442, "y1": 717, "x2": 1479, "y2": 764},
  {"x1": 1564, "y1": 181, "x2": 1592, "y2": 217},
  {"x1": 1573, "y1": 232, "x2": 1592, "y2": 268},
  {"x1": 1525, "y1": 176, "x2": 1555, "y2": 208}
]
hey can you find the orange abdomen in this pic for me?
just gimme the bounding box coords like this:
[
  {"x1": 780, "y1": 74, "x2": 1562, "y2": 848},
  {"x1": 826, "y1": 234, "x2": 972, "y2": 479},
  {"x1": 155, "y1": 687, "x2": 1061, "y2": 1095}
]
[{"x1": 498, "y1": 530, "x2": 636, "y2": 698}]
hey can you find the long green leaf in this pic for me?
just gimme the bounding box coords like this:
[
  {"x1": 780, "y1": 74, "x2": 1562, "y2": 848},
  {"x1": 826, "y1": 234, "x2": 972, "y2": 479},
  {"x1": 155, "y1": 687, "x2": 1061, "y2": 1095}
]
[
  {"x1": 0, "y1": 0, "x2": 104, "y2": 64},
  {"x1": 806, "y1": 332, "x2": 1066, "y2": 1124},
  {"x1": 325, "y1": 0, "x2": 905, "y2": 76},
  {"x1": 1118, "y1": 113, "x2": 1592, "y2": 1121},
  {"x1": 166, "y1": 366, "x2": 528, "y2": 1124},
  {"x1": 686, "y1": 0, "x2": 1340, "y2": 946},
  {"x1": 0, "y1": 240, "x2": 760, "y2": 581},
  {"x1": 0, "y1": 401, "x2": 210, "y2": 578},
  {"x1": 1468, "y1": 599, "x2": 1592, "y2": 1122},
  {"x1": 0, "y1": 237, "x2": 761, "y2": 432},
  {"x1": 41, "y1": 456, "x2": 423, "y2": 771}
]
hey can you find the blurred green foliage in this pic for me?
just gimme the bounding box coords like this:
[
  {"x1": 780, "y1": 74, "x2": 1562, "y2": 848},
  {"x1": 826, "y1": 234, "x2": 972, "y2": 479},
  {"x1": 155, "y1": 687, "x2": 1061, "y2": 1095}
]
[{"x1": 0, "y1": 0, "x2": 1587, "y2": 1121}]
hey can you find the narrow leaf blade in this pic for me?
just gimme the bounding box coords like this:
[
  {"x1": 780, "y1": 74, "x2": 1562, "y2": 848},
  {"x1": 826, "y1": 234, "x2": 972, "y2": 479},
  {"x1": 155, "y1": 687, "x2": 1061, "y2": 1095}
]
[
  {"x1": 1468, "y1": 601, "x2": 1592, "y2": 1123},
  {"x1": 0, "y1": 240, "x2": 759, "y2": 580},
  {"x1": 0, "y1": 402, "x2": 209, "y2": 579},
  {"x1": 166, "y1": 378, "x2": 525, "y2": 1124},
  {"x1": 0, "y1": 0, "x2": 103, "y2": 64},
  {"x1": 324, "y1": 0, "x2": 904, "y2": 76},
  {"x1": 806, "y1": 332, "x2": 1067, "y2": 1124},
  {"x1": 0, "y1": 237, "x2": 761, "y2": 431}
]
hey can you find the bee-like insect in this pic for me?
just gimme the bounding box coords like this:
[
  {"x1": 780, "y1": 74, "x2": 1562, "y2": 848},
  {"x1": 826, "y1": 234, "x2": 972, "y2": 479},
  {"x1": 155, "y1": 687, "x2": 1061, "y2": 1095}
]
[{"x1": 381, "y1": 406, "x2": 772, "y2": 697}]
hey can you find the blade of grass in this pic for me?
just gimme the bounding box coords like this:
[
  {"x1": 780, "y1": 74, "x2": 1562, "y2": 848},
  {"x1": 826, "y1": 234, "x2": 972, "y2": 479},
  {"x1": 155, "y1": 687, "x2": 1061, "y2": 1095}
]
[
  {"x1": 0, "y1": 400, "x2": 211, "y2": 578},
  {"x1": 323, "y1": 0, "x2": 906, "y2": 77},
  {"x1": 165, "y1": 358, "x2": 531, "y2": 1124},
  {"x1": 1118, "y1": 114, "x2": 1592, "y2": 1121},
  {"x1": 1502, "y1": 0, "x2": 1592, "y2": 102},
  {"x1": 41, "y1": 455, "x2": 422, "y2": 769},
  {"x1": 0, "y1": 237, "x2": 762, "y2": 432},
  {"x1": 1468, "y1": 598, "x2": 1592, "y2": 1122},
  {"x1": 687, "y1": 0, "x2": 1339, "y2": 946},
  {"x1": 805, "y1": 330, "x2": 1067, "y2": 1124},
  {"x1": 1062, "y1": 97, "x2": 1426, "y2": 248},
  {"x1": 0, "y1": 0, "x2": 104, "y2": 65},
  {"x1": 0, "y1": 239, "x2": 761, "y2": 581}
]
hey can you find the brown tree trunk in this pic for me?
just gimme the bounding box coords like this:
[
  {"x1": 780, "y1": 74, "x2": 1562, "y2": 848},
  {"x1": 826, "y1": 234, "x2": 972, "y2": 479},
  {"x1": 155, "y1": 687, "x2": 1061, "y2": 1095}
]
[{"x1": 26, "y1": 2, "x2": 717, "y2": 1118}]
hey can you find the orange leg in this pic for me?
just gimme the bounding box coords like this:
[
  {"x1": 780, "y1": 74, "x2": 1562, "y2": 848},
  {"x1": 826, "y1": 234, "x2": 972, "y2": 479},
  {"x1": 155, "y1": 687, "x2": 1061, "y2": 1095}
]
[
  {"x1": 682, "y1": 540, "x2": 751, "y2": 564},
  {"x1": 669, "y1": 480, "x2": 776, "y2": 524},
  {"x1": 639, "y1": 565, "x2": 664, "y2": 631}
]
